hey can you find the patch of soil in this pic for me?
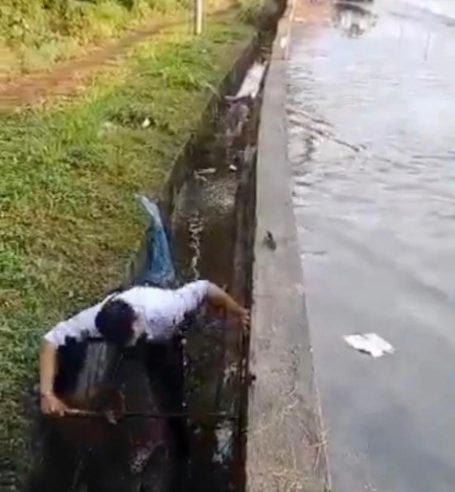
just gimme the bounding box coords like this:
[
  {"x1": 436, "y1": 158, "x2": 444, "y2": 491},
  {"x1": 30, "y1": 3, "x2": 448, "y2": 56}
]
[{"x1": 0, "y1": 21, "x2": 178, "y2": 109}]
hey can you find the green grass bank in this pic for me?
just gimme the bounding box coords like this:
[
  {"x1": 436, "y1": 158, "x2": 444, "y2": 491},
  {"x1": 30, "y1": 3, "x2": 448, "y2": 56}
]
[{"x1": 0, "y1": 7, "x2": 258, "y2": 483}]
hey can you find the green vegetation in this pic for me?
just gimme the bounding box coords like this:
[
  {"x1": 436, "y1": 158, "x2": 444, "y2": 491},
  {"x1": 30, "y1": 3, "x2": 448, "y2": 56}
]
[
  {"x1": 0, "y1": 8, "x2": 255, "y2": 483},
  {"x1": 0, "y1": 0, "x2": 192, "y2": 74},
  {"x1": 238, "y1": 0, "x2": 265, "y2": 25}
]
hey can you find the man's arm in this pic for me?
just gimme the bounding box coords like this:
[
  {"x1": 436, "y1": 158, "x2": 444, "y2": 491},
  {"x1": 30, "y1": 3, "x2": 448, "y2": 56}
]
[
  {"x1": 40, "y1": 339, "x2": 69, "y2": 415},
  {"x1": 171, "y1": 280, "x2": 249, "y2": 327},
  {"x1": 40, "y1": 301, "x2": 102, "y2": 415},
  {"x1": 206, "y1": 283, "x2": 250, "y2": 327}
]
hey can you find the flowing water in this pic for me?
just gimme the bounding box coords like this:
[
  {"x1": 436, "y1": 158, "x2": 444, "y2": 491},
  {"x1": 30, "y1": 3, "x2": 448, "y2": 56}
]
[{"x1": 287, "y1": 1, "x2": 455, "y2": 491}]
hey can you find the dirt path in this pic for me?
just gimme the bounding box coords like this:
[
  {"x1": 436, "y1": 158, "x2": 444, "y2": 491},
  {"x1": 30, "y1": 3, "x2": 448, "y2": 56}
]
[
  {"x1": 0, "y1": 7, "x2": 235, "y2": 109},
  {"x1": 0, "y1": 20, "x2": 183, "y2": 109}
]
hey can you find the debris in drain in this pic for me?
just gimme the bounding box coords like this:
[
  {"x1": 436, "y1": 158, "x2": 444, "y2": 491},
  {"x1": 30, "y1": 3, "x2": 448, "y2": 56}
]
[
  {"x1": 243, "y1": 144, "x2": 257, "y2": 165},
  {"x1": 230, "y1": 62, "x2": 267, "y2": 100},
  {"x1": 229, "y1": 164, "x2": 238, "y2": 172},
  {"x1": 344, "y1": 333, "x2": 395, "y2": 358},
  {"x1": 194, "y1": 167, "x2": 217, "y2": 183},
  {"x1": 263, "y1": 231, "x2": 277, "y2": 250},
  {"x1": 223, "y1": 362, "x2": 238, "y2": 385},
  {"x1": 105, "y1": 410, "x2": 118, "y2": 426},
  {"x1": 213, "y1": 424, "x2": 234, "y2": 464},
  {"x1": 136, "y1": 195, "x2": 176, "y2": 286},
  {"x1": 194, "y1": 173, "x2": 208, "y2": 183},
  {"x1": 197, "y1": 167, "x2": 216, "y2": 175}
]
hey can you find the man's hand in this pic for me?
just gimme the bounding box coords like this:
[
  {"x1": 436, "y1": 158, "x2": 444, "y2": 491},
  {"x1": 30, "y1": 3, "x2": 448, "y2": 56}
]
[
  {"x1": 41, "y1": 392, "x2": 69, "y2": 416},
  {"x1": 238, "y1": 307, "x2": 250, "y2": 330},
  {"x1": 207, "y1": 284, "x2": 250, "y2": 329},
  {"x1": 232, "y1": 305, "x2": 250, "y2": 330}
]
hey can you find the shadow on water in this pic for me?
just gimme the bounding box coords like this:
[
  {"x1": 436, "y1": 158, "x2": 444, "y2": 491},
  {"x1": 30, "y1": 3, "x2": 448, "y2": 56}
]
[{"x1": 24, "y1": 21, "x2": 274, "y2": 492}]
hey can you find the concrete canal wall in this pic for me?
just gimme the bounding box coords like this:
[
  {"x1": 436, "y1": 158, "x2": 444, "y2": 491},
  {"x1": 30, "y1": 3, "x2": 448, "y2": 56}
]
[{"x1": 246, "y1": 5, "x2": 331, "y2": 491}]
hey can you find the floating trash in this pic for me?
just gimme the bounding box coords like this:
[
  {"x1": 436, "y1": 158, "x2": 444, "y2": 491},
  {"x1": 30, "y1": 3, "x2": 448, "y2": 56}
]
[{"x1": 344, "y1": 333, "x2": 395, "y2": 358}]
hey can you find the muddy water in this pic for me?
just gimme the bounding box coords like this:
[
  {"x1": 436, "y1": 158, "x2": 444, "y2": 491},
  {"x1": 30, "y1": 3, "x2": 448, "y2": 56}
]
[{"x1": 287, "y1": 1, "x2": 455, "y2": 491}]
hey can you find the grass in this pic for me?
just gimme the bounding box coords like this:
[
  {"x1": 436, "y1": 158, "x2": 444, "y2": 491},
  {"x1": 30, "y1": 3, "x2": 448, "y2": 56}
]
[
  {"x1": 0, "y1": 0, "x2": 191, "y2": 75},
  {"x1": 0, "y1": 9, "x2": 255, "y2": 483}
]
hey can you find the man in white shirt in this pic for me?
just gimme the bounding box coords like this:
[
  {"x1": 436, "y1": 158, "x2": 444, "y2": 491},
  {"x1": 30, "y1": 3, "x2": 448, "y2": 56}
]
[{"x1": 40, "y1": 280, "x2": 249, "y2": 416}]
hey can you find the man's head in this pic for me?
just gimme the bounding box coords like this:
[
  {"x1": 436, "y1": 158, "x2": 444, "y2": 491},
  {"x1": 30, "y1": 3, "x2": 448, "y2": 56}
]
[{"x1": 95, "y1": 299, "x2": 137, "y2": 347}]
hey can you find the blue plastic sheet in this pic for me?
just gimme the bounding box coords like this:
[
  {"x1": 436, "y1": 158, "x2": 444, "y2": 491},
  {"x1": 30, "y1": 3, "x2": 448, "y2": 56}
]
[{"x1": 136, "y1": 196, "x2": 176, "y2": 287}]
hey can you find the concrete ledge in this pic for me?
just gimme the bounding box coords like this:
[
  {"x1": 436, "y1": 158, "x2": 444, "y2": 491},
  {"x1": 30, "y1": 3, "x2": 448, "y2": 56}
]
[{"x1": 246, "y1": 7, "x2": 331, "y2": 492}]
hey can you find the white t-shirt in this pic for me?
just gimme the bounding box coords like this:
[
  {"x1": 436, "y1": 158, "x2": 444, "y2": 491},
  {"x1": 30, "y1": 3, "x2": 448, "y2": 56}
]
[{"x1": 44, "y1": 280, "x2": 211, "y2": 347}]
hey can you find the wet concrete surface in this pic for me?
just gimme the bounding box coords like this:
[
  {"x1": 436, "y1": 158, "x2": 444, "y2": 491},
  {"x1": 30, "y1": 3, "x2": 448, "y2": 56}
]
[
  {"x1": 287, "y1": 1, "x2": 455, "y2": 491},
  {"x1": 247, "y1": 23, "x2": 329, "y2": 489}
]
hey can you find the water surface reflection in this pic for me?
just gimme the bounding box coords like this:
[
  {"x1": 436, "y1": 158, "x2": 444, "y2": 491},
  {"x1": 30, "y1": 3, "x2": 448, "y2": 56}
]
[{"x1": 288, "y1": 2, "x2": 455, "y2": 491}]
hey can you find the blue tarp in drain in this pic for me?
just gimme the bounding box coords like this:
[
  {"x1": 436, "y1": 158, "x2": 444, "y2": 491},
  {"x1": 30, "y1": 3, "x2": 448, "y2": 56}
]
[{"x1": 136, "y1": 196, "x2": 176, "y2": 286}]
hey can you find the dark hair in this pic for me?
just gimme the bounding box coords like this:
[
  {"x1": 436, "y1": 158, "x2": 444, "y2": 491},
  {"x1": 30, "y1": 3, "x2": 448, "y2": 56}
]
[{"x1": 95, "y1": 299, "x2": 136, "y2": 347}]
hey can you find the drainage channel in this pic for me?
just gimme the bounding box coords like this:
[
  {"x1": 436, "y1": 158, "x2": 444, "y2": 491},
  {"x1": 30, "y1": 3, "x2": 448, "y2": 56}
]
[
  {"x1": 24, "y1": 45, "x2": 269, "y2": 492},
  {"x1": 169, "y1": 57, "x2": 266, "y2": 492}
]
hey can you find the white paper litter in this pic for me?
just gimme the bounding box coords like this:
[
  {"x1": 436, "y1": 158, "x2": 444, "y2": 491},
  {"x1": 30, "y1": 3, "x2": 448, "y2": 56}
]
[
  {"x1": 197, "y1": 167, "x2": 216, "y2": 175},
  {"x1": 344, "y1": 333, "x2": 395, "y2": 358},
  {"x1": 234, "y1": 62, "x2": 267, "y2": 100},
  {"x1": 141, "y1": 117, "x2": 151, "y2": 128}
]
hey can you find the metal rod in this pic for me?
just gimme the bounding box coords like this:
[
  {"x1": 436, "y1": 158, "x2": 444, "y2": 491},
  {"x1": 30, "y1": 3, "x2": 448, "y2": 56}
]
[
  {"x1": 194, "y1": 0, "x2": 203, "y2": 35},
  {"x1": 48, "y1": 410, "x2": 238, "y2": 420}
]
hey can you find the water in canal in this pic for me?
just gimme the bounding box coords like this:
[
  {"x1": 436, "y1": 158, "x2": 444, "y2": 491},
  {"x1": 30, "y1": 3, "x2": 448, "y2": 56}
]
[{"x1": 287, "y1": 1, "x2": 455, "y2": 491}]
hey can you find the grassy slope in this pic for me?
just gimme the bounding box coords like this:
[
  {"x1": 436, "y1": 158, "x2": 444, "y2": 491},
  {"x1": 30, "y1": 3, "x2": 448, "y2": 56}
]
[{"x1": 0, "y1": 9, "x2": 255, "y2": 475}]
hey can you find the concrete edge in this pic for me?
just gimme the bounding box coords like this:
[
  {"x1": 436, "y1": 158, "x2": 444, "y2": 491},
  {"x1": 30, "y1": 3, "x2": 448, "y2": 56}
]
[{"x1": 246, "y1": 5, "x2": 332, "y2": 492}]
